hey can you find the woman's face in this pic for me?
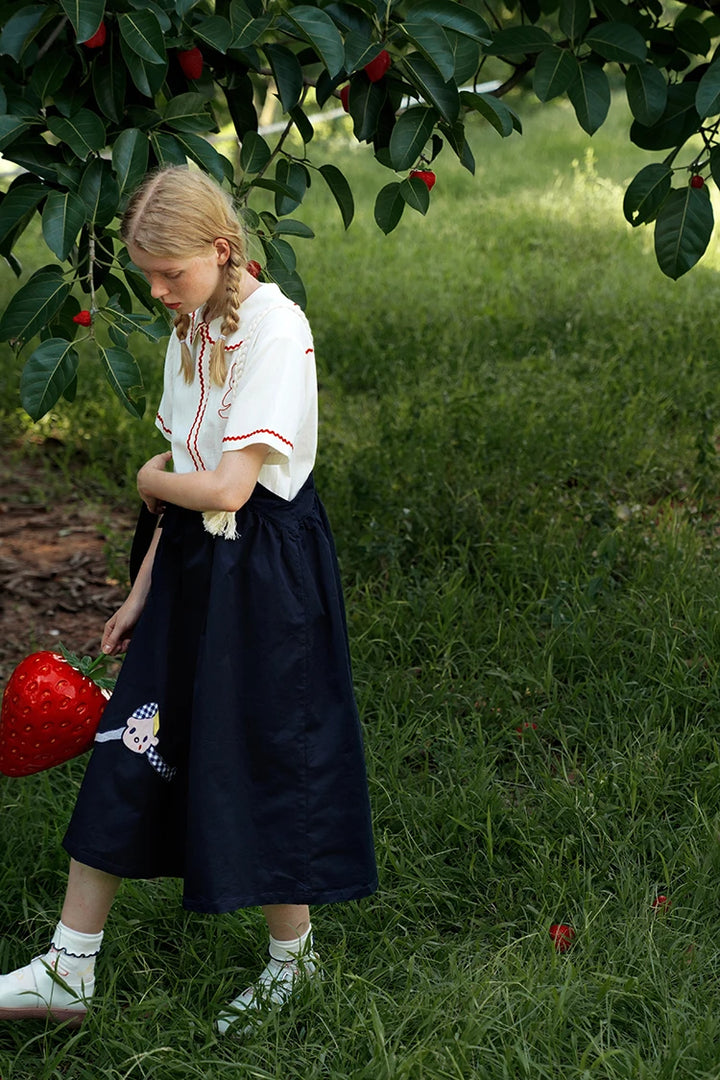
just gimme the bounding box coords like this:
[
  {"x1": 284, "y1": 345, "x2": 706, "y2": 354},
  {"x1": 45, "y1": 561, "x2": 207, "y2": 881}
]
[{"x1": 126, "y1": 238, "x2": 230, "y2": 316}]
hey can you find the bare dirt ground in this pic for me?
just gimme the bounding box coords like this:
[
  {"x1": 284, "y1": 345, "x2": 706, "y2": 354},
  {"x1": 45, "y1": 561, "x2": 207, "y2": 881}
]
[{"x1": 0, "y1": 459, "x2": 134, "y2": 687}]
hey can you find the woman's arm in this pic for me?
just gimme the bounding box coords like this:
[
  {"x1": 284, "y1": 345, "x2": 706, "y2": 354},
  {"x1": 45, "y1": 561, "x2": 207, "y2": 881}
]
[
  {"x1": 137, "y1": 444, "x2": 268, "y2": 515},
  {"x1": 102, "y1": 523, "x2": 162, "y2": 655}
]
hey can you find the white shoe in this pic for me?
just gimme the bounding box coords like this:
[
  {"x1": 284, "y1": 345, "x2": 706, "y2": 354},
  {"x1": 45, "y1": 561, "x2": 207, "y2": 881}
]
[
  {"x1": 216, "y1": 952, "x2": 319, "y2": 1035},
  {"x1": 0, "y1": 954, "x2": 93, "y2": 1027}
]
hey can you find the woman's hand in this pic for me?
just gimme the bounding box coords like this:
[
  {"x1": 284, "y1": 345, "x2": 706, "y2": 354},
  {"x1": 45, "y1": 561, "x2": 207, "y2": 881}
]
[
  {"x1": 102, "y1": 593, "x2": 147, "y2": 655},
  {"x1": 137, "y1": 450, "x2": 172, "y2": 514}
]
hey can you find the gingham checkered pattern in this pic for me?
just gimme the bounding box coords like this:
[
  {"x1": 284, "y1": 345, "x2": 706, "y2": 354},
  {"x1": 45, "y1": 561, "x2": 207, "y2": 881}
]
[
  {"x1": 131, "y1": 702, "x2": 159, "y2": 721},
  {"x1": 147, "y1": 745, "x2": 177, "y2": 782}
]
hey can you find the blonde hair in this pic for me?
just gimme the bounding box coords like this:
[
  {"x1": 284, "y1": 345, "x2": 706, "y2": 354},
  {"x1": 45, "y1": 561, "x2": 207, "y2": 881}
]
[{"x1": 120, "y1": 166, "x2": 248, "y2": 387}]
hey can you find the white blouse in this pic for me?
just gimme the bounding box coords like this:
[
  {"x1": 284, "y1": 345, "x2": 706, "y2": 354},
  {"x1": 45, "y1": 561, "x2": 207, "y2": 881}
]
[{"x1": 155, "y1": 283, "x2": 318, "y2": 502}]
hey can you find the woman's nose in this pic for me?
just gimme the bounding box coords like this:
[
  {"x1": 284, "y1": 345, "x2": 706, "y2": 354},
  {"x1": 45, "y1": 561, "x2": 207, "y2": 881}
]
[{"x1": 149, "y1": 276, "x2": 168, "y2": 298}]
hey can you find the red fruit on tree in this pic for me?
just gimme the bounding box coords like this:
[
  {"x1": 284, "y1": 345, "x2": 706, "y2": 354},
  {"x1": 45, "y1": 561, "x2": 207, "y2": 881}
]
[
  {"x1": 364, "y1": 49, "x2": 391, "y2": 82},
  {"x1": 549, "y1": 924, "x2": 575, "y2": 952},
  {"x1": 690, "y1": 174, "x2": 705, "y2": 189},
  {"x1": 178, "y1": 47, "x2": 203, "y2": 80},
  {"x1": 410, "y1": 169, "x2": 436, "y2": 192},
  {"x1": 0, "y1": 651, "x2": 110, "y2": 777},
  {"x1": 73, "y1": 310, "x2": 92, "y2": 326},
  {"x1": 246, "y1": 260, "x2": 262, "y2": 279},
  {"x1": 82, "y1": 21, "x2": 106, "y2": 48},
  {"x1": 340, "y1": 84, "x2": 351, "y2": 113}
]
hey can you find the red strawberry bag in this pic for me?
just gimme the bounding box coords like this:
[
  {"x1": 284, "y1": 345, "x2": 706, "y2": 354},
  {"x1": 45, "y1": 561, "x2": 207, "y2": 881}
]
[{"x1": 0, "y1": 649, "x2": 113, "y2": 777}]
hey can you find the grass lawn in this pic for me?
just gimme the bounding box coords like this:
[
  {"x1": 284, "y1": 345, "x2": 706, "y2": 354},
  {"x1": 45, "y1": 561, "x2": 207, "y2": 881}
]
[{"x1": 2, "y1": 91, "x2": 720, "y2": 1078}]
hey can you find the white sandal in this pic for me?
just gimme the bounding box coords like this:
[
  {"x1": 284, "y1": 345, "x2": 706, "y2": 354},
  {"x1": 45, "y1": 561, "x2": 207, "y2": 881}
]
[
  {"x1": 216, "y1": 951, "x2": 319, "y2": 1035},
  {"x1": 0, "y1": 954, "x2": 93, "y2": 1027}
]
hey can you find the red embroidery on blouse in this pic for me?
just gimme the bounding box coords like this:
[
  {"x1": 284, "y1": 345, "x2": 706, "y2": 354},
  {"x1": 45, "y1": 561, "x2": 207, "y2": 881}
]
[
  {"x1": 186, "y1": 337, "x2": 208, "y2": 470},
  {"x1": 156, "y1": 412, "x2": 171, "y2": 435},
  {"x1": 223, "y1": 429, "x2": 294, "y2": 450},
  {"x1": 305, "y1": 348, "x2": 314, "y2": 354}
]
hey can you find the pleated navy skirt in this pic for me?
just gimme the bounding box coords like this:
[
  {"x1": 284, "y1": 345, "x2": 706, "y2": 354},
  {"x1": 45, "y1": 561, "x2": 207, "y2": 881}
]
[{"x1": 63, "y1": 476, "x2": 378, "y2": 913}]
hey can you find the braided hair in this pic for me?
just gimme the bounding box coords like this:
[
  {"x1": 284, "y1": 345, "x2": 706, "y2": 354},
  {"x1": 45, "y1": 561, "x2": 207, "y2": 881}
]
[{"x1": 120, "y1": 166, "x2": 249, "y2": 387}]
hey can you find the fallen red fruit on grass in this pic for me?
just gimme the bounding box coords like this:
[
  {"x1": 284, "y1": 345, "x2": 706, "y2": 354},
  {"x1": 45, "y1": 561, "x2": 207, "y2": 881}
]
[
  {"x1": 652, "y1": 894, "x2": 671, "y2": 912},
  {"x1": 515, "y1": 721, "x2": 538, "y2": 736},
  {"x1": 178, "y1": 47, "x2": 203, "y2": 80},
  {"x1": 246, "y1": 260, "x2": 262, "y2": 279},
  {"x1": 0, "y1": 652, "x2": 110, "y2": 777},
  {"x1": 549, "y1": 924, "x2": 575, "y2": 952},
  {"x1": 690, "y1": 175, "x2": 705, "y2": 189},
  {"x1": 82, "y1": 21, "x2": 106, "y2": 48},
  {"x1": 410, "y1": 169, "x2": 436, "y2": 192},
  {"x1": 340, "y1": 84, "x2": 350, "y2": 112},
  {"x1": 365, "y1": 49, "x2": 391, "y2": 82},
  {"x1": 73, "y1": 310, "x2": 92, "y2": 326}
]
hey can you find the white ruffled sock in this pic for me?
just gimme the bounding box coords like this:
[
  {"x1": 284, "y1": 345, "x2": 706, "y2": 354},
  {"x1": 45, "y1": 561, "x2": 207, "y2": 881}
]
[
  {"x1": 47, "y1": 922, "x2": 104, "y2": 986},
  {"x1": 217, "y1": 925, "x2": 318, "y2": 1034}
]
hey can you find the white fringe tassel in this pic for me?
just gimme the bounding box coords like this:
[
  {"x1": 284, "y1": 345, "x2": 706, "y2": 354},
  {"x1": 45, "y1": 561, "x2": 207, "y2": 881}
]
[{"x1": 202, "y1": 510, "x2": 239, "y2": 540}]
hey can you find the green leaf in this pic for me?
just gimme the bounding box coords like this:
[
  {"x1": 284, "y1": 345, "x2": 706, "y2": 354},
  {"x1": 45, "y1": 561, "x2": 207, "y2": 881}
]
[
  {"x1": 118, "y1": 10, "x2": 165, "y2": 64},
  {"x1": 461, "y1": 90, "x2": 515, "y2": 136},
  {"x1": 674, "y1": 18, "x2": 711, "y2": 57},
  {"x1": 240, "y1": 130, "x2": 272, "y2": 173},
  {"x1": 583, "y1": 22, "x2": 647, "y2": 64},
  {"x1": 630, "y1": 83, "x2": 698, "y2": 151},
  {"x1": 273, "y1": 219, "x2": 315, "y2": 239},
  {"x1": 41, "y1": 190, "x2": 86, "y2": 261},
  {"x1": 60, "y1": 0, "x2": 105, "y2": 43},
  {"x1": 0, "y1": 4, "x2": 46, "y2": 61},
  {"x1": 483, "y1": 26, "x2": 553, "y2": 56},
  {"x1": 275, "y1": 159, "x2": 308, "y2": 217},
  {"x1": 172, "y1": 133, "x2": 234, "y2": 184},
  {"x1": 696, "y1": 58, "x2": 720, "y2": 120},
  {"x1": 710, "y1": 145, "x2": 720, "y2": 189},
  {"x1": 654, "y1": 185, "x2": 713, "y2": 279},
  {"x1": 150, "y1": 131, "x2": 187, "y2": 167},
  {"x1": 0, "y1": 266, "x2": 71, "y2": 344},
  {"x1": 30, "y1": 49, "x2": 74, "y2": 101},
  {"x1": 388, "y1": 106, "x2": 437, "y2": 171},
  {"x1": 0, "y1": 182, "x2": 46, "y2": 249},
  {"x1": 347, "y1": 78, "x2": 387, "y2": 143},
  {"x1": 406, "y1": 1, "x2": 491, "y2": 45},
  {"x1": 119, "y1": 35, "x2": 167, "y2": 97},
  {"x1": 99, "y1": 345, "x2": 146, "y2": 418},
  {"x1": 533, "y1": 47, "x2": 579, "y2": 102},
  {"x1": 264, "y1": 43, "x2": 304, "y2": 112},
  {"x1": 92, "y1": 41, "x2": 127, "y2": 124},
  {"x1": 164, "y1": 92, "x2": 213, "y2": 134},
  {"x1": 374, "y1": 182, "x2": 405, "y2": 234},
  {"x1": 289, "y1": 104, "x2": 314, "y2": 144},
  {"x1": 194, "y1": 15, "x2": 234, "y2": 54},
  {"x1": 46, "y1": 109, "x2": 107, "y2": 161},
  {"x1": 262, "y1": 237, "x2": 297, "y2": 273},
  {"x1": 0, "y1": 116, "x2": 34, "y2": 151},
  {"x1": 625, "y1": 63, "x2": 667, "y2": 126},
  {"x1": 265, "y1": 264, "x2": 306, "y2": 308},
  {"x1": 402, "y1": 53, "x2": 459, "y2": 124},
  {"x1": 20, "y1": 338, "x2": 79, "y2": 421},
  {"x1": 318, "y1": 163, "x2": 354, "y2": 229},
  {"x1": 113, "y1": 128, "x2": 150, "y2": 201},
  {"x1": 78, "y1": 158, "x2": 120, "y2": 228},
  {"x1": 285, "y1": 6, "x2": 345, "y2": 79},
  {"x1": 567, "y1": 62, "x2": 610, "y2": 134},
  {"x1": 559, "y1": 0, "x2": 590, "y2": 41},
  {"x1": 623, "y1": 162, "x2": 672, "y2": 225},
  {"x1": 404, "y1": 17, "x2": 456, "y2": 82},
  {"x1": 229, "y1": 3, "x2": 271, "y2": 49},
  {"x1": 439, "y1": 119, "x2": 475, "y2": 172},
  {"x1": 399, "y1": 175, "x2": 431, "y2": 214}
]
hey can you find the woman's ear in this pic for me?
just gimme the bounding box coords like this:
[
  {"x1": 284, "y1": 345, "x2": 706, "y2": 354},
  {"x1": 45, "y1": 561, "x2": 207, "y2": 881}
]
[{"x1": 214, "y1": 237, "x2": 231, "y2": 265}]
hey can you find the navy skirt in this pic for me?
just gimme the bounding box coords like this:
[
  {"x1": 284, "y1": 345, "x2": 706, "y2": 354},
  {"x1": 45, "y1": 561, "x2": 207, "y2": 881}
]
[{"x1": 63, "y1": 477, "x2": 377, "y2": 914}]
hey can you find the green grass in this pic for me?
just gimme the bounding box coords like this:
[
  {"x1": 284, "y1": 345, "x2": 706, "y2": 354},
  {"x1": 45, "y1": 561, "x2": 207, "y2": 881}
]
[{"x1": 4, "y1": 93, "x2": 720, "y2": 1077}]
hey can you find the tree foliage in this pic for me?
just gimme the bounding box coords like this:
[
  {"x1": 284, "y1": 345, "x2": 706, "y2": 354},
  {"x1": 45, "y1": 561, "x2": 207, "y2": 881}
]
[{"x1": 0, "y1": 0, "x2": 718, "y2": 419}]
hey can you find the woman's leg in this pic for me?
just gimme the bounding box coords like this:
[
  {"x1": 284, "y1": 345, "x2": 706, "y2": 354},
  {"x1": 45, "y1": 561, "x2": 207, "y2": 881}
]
[
  {"x1": 216, "y1": 904, "x2": 317, "y2": 1034},
  {"x1": 0, "y1": 859, "x2": 121, "y2": 1025},
  {"x1": 61, "y1": 858, "x2": 122, "y2": 933}
]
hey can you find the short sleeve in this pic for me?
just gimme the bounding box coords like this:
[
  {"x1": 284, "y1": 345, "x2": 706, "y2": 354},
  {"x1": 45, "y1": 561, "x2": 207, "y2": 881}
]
[{"x1": 222, "y1": 306, "x2": 315, "y2": 464}]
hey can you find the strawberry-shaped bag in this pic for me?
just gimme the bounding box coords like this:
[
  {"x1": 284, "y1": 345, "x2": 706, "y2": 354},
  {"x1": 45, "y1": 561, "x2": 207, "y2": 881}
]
[{"x1": 0, "y1": 650, "x2": 113, "y2": 776}]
